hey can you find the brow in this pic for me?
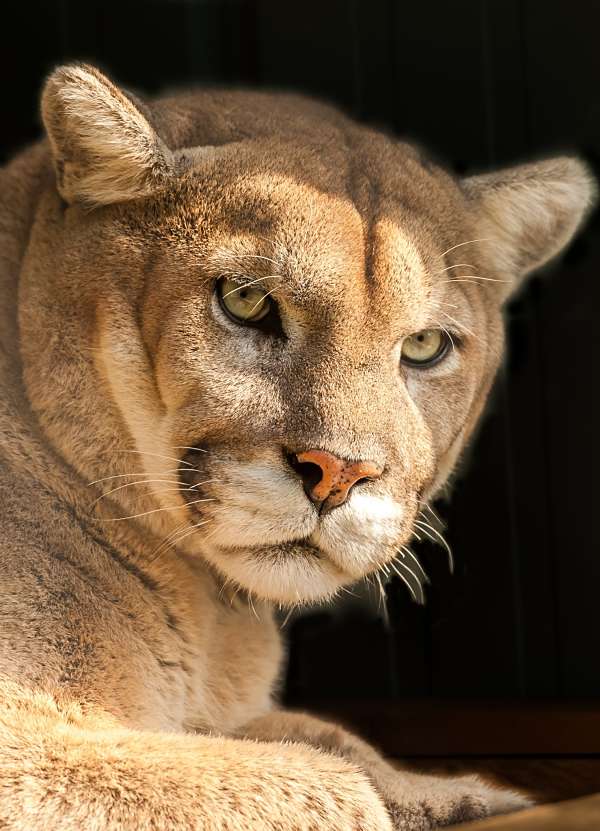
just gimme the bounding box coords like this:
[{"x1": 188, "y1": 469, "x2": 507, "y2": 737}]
[{"x1": 205, "y1": 247, "x2": 286, "y2": 281}]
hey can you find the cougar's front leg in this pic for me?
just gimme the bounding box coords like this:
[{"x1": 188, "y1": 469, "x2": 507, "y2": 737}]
[
  {"x1": 240, "y1": 711, "x2": 532, "y2": 830},
  {"x1": 0, "y1": 685, "x2": 393, "y2": 831}
]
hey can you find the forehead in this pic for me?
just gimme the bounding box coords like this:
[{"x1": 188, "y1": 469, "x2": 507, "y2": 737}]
[{"x1": 200, "y1": 169, "x2": 445, "y2": 312}]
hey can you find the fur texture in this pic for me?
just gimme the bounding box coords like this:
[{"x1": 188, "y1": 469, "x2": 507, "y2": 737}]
[{"x1": 0, "y1": 64, "x2": 595, "y2": 829}]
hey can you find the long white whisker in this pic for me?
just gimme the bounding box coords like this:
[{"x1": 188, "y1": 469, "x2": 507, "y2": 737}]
[
  {"x1": 375, "y1": 572, "x2": 390, "y2": 626},
  {"x1": 221, "y1": 252, "x2": 281, "y2": 268},
  {"x1": 437, "y1": 324, "x2": 456, "y2": 352},
  {"x1": 88, "y1": 469, "x2": 183, "y2": 486},
  {"x1": 399, "y1": 546, "x2": 429, "y2": 584},
  {"x1": 280, "y1": 605, "x2": 296, "y2": 628},
  {"x1": 441, "y1": 274, "x2": 510, "y2": 284},
  {"x1": 90, "y1": 479, "x2": 194, "y2": 506},
  {"x1": 151, "y1": 520, "x2": 191, "y2": 559},
  {"x1": 415, "y1": 515, "x2": 454, "y2": 573},
  {"x1": 419, "y1": 500, "x2": 442, "y2": 523},
  {"x1": 156, "y1": 520, "x2": 212, "y2": 557},
  {"x1": 248, "y1": 286, "x2": 279, "y2": 316},
  {"x1": 390, "y1": 561, "x2": 420, "y2": 604},
  {"x1": 111, "y1": 450, "x2": 194, "y2": 467},
  {"x1": 99, "y1": 498, "x2": 215, "y2": 523},
  {"x1": 247, "y1": 592, "x2": 260, "y2": 621},
  {"x1": 433, "y1": 262, "x2": 478, "y2": 274},
  {"x1": 392, "y1": 558, "x2": 423, "y2": 596},
  {"x1": 221, "y1": 275, "x2": 281, "y2": 299},
  {"x1": 438, "y1": 309, "x2": 480, "y2": 341},
  {"x1": 437, "y1": 238, "x2": 491, "y2": 259}
]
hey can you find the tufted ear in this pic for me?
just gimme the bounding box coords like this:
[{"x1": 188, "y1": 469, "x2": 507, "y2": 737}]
[
  {"x1": 463, "y1": 157, "x2": 596, "y2": 295},
  {"x1": 41, "y1": 64, "x2": 177, "y2": 206}
]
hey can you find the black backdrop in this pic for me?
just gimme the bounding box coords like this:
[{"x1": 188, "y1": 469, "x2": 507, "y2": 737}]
[{"x1": 3, "y1": 0, "x2": 599, "y2": 704}]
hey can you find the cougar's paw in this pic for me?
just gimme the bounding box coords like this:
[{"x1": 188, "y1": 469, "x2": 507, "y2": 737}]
[
  {"x1": 381, "y1": 771, "x2": 532, "y2": 830},
  {"x1": 266, "y1": 745, "x2": 395, "y2": 831}
]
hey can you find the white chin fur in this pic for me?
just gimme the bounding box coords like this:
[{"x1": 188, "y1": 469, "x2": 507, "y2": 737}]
[
  {"x1": 312, "y1": 492, "x2": 404, "y2": 578},
  {"x1": 198, "y1": 541, "x2": 349, "y2": 605}
]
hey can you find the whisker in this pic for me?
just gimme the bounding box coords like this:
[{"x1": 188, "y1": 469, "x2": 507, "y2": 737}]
[
  {"x1": 88, "y1": 469, "x2": 184, "y2": 486},
  {"x1": 247, "y1": 592, "x2": 260, "y2": 621},
  {"x1": 111, "y1": 450, "x2": 195, "y2": 467},
  {"x1": 393, "y1": 558, "x2": 424, "y2": 599},
  {"x1": 221, "y1": 275, "x2": 282, "y2": 300},
  {"x1": 415, "y1": 514, "x2": 454, "y2": 573},
  {"x1": 280, "y1": 605, "x2": 296, "y2": 628},
  {"x1": 99, "y1": 498, "x2": 215, "y2": 523},
  {"x1": 437, "y1": 238, "x2": 491, "y2": 259},
  {"x1": 248, "y1": 286, "x2": 278, "y2": 316},
  {"x1": 151, "y1": 519, "x2": 191, "y2": 559},
  {"x1": 439, "y1": 278, "x2": 486, "y2": 287},
  {"x1": 419, "y1": 500, "x2": 442, "y2": 524},
  {"x1": 390, "y1": 560, "x2": 422, "y2": 604},
  {"x1": 433, "y1": 262, "x2": 478, "y2": 275},
  {"x1": 437, "y1": 324, "x2": 457, "y2": 352},
  {"x1": 440, "y1": 275, "x2": 511, "y2": 285},
  {"x1": 338, "y1": 586, "x2": 359, "y2": 598},
  {"x1": 220, "y1": 252, "x2": 281, "y2": 268},
  {"x1": 155, "y1": 519, "x2": 212, "y2": 558},
  {"x1": 90, "y1": 478, "x2": 196, "y2": 507},
  {"x1": 399, "y1": 545, "x2": 430, "y2": 585},
  {"x1": 375, "y1": 572, "x2": 390, "y2": 626},
  {"x1": 438, "y1": 309, "x2": 480, "y2": 342}
]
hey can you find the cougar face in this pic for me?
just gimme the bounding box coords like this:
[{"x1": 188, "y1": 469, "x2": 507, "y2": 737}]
[{"x1": 20, "y1": 64, "x2": 594, "y2": 604}]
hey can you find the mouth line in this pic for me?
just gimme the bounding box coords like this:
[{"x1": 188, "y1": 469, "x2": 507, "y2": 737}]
[{"x1": 215, "y1": 537, "x2": 322, "y2": 559}]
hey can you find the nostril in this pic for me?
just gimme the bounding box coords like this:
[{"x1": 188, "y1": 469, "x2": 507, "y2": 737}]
[
  {"x1": 286, "y1": 448, "x2": 384, "y2": 512},
  {"x1": 285, "y1": 452, "x2": 323, "y2": 494}
]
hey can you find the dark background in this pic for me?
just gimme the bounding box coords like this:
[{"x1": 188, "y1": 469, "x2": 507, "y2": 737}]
[{"x1": 3, "y1": 0, "x2": 599, "y2": 729}]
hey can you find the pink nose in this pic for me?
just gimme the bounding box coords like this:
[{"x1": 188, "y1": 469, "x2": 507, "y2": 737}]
[{"x1": 293, "y1": 449, "x2": 383, "y2": 514}]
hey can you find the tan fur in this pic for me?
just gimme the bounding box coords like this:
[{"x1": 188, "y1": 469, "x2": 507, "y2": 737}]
[{"x1": 0, "y1": 64, "x2": 594, "y2": 829}]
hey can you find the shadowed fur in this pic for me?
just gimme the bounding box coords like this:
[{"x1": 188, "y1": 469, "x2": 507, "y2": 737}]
[{"x1": 0, "y1": 63, "x2": 594, "y2": 829}]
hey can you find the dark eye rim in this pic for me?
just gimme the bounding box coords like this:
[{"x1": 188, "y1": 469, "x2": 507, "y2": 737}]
[
  {"x1": 400, "y1": 330, "x2": 453, "y2": 369},
  {"x1": 216, "y1": 277, "x2": 285, "y2": 338}
]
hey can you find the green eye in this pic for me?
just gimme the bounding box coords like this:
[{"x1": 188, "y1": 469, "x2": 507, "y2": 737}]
[
  {"x1": 401, "y1": 329, "x2": 450, "y2": 367},
  {"x1": 218, "y1": 278, "x2": 271, "y2": 323}
]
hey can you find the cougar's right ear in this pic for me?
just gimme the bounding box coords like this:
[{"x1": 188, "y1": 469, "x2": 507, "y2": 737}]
[
  {"x1": 463, "y1": 157, "x2": 597, "y2": 299},
  {"x1": 41, "y1": 64, "x2": 177, "y2": 206}
]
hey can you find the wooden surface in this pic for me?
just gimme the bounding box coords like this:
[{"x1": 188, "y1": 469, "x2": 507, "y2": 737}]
[
  {"x1": 400, "y1": 758, "x2": 600, "y2": 829},
  {"x1": 453, "y1": 794, "x2": 600, "y2": 830},
  {"x1": 405, "y1": 757, "x2": 600, "y2": 804}
]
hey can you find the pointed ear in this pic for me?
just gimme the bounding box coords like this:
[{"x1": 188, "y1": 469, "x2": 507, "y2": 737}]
[
  {"x1": 463, "y1": 157, "x2": 597, "y2": 294},
  {"x1": 41, "y1": 64, "x2": 177, "y2": 206}
]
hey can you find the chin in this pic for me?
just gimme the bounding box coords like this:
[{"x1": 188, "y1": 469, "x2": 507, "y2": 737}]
[{"x1": 198, "y1": 539, "x2": 355, "y2": 605}]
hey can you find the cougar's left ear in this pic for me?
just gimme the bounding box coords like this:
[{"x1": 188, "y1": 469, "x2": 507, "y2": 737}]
[
  {"x1": 463, "y1": 157, "x2": 597, "y2": 296},
  {"x1": 41, "y1": 63, "x2": 178, "y2": 206}
]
